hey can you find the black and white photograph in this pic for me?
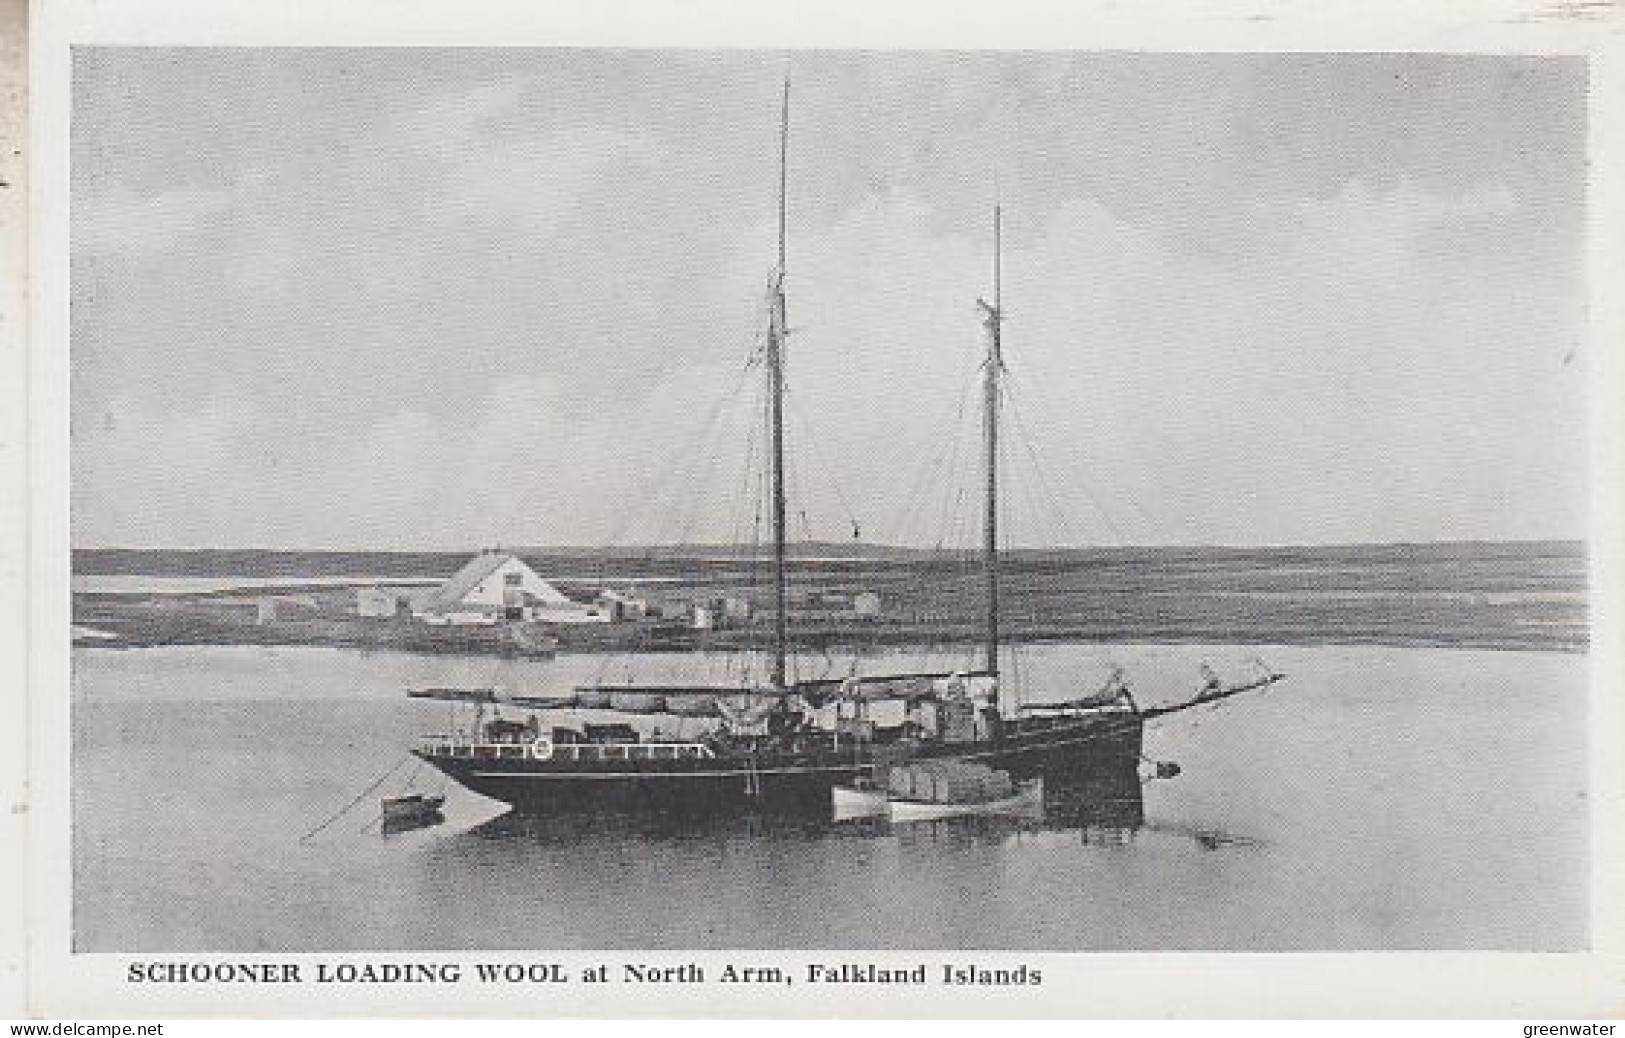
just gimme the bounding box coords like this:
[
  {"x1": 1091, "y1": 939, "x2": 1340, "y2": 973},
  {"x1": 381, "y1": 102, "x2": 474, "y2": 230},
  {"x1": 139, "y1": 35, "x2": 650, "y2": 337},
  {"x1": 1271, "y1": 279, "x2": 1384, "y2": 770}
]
[{"x1": 13, "y1": 0, "x2": 1625, "y2": 1019}]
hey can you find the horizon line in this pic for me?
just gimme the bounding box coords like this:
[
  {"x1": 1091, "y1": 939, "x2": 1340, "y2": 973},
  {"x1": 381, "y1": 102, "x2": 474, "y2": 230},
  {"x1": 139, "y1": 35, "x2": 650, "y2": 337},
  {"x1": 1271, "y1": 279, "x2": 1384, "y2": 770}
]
[{"x1": 72, "y1": 536, "x2": 1587, "y2": 554}]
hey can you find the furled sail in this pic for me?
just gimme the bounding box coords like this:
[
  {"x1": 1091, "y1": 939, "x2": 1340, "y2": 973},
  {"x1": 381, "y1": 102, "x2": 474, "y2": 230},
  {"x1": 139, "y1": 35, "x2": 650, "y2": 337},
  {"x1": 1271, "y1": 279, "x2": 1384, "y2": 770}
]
[
  {"x1": 715, "y1": 694, "x2": 780, "y2": 730},
  {"x1": 1016, "y1": 665, "x2": 1131, "y2": 712},
  {"x1": 408, "y1": 669, "x2": 998, "y2": 717},
  {"x1": 793, "y1": 669, "x2": 998, "y2": 704},
  {"x1": 409, "y1": 684, "x2": 779, "y2": 718}
]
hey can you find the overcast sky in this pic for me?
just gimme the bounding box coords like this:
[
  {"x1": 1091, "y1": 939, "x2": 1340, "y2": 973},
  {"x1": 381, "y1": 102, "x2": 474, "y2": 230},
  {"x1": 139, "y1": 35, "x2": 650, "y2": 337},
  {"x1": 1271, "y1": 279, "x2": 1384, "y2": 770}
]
[{"x1": 70, "y1": 49, "x2": 1586, "y2": 550}]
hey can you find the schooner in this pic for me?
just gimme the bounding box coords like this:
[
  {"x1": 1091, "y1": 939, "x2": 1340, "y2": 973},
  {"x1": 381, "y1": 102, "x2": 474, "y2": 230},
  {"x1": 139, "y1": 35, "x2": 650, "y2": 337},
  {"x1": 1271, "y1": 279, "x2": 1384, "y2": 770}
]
[{"x1": 407, "y1": 81, "x2": 1281, "y2": 816}]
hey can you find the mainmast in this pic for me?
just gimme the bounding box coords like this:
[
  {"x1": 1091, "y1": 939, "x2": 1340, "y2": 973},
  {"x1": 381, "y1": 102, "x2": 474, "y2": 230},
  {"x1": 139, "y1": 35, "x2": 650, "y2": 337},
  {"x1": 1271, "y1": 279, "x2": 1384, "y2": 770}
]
[
  {"x1": 768, "y1": 77, "x2": 791, "y2": 690},
  {"x1": 978, "y1": 206, "x2": 1004, "y2": 677}
]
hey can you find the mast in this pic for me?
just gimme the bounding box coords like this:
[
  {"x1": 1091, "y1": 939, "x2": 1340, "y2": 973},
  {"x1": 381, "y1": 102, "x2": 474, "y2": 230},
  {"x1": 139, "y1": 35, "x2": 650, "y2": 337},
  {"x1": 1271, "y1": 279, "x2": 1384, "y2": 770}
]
[
  {"x1": 979, "y1": 206, "x2": 1004, "y2": 676},
  {"x1": 768, "y1": 77, "x2": 790, "y2": 689}
]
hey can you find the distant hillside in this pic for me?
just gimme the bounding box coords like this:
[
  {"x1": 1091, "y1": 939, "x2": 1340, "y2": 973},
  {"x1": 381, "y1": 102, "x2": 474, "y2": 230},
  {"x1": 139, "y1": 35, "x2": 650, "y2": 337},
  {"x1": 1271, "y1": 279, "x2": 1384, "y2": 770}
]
[
  {"x1": 76, "y1": 539, "x2": 1586, "y2": 597},
  {"x1": 73, "y1": 539, "x2": 1584, "y2": 578}
]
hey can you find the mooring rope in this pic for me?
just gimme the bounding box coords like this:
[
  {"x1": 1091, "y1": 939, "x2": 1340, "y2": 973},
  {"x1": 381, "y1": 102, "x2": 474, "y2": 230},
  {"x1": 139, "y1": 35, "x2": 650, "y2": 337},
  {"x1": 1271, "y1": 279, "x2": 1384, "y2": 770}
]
[{"x1": 298, "y1": 754, "x2": 414, "y2": 845}]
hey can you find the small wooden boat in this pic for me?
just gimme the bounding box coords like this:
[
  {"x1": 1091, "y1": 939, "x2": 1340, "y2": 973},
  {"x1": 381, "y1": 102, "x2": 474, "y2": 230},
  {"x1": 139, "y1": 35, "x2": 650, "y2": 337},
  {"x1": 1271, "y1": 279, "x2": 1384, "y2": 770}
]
[
  {"x1": 885, "y1": 778, "x2": 1043, "y2": 822},
  {"x1": 380, "y1": 793, "x2": 446, "y2": 834},
  {"x1": 834, "y1": 760, "x2": 1043, "y2": 822},
  {"x1": 831, "y1": 783, "x2": 889, "y2": 820},
  {"x1": 382, "y1": 792, "x2": 446, "y2": 820}
]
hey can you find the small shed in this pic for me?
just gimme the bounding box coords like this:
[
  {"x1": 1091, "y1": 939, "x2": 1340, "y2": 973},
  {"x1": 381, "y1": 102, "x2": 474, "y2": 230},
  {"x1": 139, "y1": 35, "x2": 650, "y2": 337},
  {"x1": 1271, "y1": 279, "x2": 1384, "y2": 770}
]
[{"x1": 356, "y1": 587, "x2": 408, "y2": 618}]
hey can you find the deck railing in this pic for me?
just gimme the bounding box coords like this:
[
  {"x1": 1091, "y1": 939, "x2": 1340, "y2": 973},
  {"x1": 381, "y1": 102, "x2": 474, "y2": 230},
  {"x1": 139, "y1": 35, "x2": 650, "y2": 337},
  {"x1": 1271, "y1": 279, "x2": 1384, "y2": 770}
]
[{"x1": 417, "y1": 737, "x2": 715, "y2": 762}]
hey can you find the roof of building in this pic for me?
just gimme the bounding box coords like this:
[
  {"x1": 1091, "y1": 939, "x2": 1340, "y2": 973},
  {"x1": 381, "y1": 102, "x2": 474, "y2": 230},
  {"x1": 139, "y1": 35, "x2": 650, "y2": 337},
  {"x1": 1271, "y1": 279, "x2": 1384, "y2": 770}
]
[
  {"x1": 428, "y1": 552, "x2": 571, "y2": 609},
  {"x1": 430, "y1": 552, "x2": 511, "y2": 607}
]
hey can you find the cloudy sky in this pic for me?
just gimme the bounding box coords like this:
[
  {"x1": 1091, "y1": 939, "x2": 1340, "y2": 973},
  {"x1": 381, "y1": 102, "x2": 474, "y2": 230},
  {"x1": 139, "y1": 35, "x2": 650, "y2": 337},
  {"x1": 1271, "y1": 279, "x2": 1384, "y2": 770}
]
[{"x1": 71, "y1": 49, "x2": 1586, "y2": 549}]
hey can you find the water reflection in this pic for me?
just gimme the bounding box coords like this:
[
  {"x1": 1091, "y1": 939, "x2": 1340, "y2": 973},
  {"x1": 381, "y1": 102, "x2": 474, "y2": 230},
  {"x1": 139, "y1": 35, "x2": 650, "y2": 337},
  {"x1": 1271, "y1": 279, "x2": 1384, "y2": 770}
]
[{"x1": 445, "y1": 760, "x2": 1156, "y2": 845}]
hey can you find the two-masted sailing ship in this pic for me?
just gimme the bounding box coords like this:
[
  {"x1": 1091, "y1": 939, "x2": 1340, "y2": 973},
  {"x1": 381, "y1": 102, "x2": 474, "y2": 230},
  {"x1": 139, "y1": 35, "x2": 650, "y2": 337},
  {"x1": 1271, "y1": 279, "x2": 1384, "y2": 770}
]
[{"x1": 408, "y1": 83, "x2": 1283, "y2": 817}]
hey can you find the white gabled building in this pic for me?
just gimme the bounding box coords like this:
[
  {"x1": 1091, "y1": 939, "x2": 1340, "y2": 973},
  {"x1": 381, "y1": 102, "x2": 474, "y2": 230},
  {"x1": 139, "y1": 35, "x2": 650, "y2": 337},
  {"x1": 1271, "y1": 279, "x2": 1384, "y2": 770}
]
[{"x1": 415, "y1": 552, "x2": 612, "y2": 626}]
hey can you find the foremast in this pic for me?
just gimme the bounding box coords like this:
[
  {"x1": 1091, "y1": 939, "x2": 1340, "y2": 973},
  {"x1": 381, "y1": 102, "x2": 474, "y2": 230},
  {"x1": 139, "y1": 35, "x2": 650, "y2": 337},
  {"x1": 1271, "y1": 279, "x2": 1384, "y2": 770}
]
[{"x1": 767, "y1": 77, "x2": 791, "y2": 690}]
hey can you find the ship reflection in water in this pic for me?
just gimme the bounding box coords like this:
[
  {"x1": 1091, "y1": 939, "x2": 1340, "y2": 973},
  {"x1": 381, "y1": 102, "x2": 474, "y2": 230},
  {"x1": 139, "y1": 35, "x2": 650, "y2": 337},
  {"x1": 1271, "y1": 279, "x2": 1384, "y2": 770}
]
[
  {"x1": 393, "y1": 767, "x2": 1284, "y2": 951},
  {"x1": 443, "y1": 766, "x2": 1159, "y2": 849}
]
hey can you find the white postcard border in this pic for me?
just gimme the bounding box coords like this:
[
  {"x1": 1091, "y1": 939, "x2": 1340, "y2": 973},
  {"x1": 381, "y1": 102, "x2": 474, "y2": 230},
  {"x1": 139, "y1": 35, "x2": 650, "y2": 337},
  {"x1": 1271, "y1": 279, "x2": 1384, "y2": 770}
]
[{"x1": 16, "y1": 0, "x2": 1625, "y2": 1019}]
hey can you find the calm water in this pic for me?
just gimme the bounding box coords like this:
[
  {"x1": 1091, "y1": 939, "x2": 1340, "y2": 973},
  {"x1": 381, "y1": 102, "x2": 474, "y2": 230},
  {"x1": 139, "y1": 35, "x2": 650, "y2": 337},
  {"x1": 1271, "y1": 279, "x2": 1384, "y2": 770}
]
[{"x1": 73, "y1": 643, "x2": 1587, "y2": 951}]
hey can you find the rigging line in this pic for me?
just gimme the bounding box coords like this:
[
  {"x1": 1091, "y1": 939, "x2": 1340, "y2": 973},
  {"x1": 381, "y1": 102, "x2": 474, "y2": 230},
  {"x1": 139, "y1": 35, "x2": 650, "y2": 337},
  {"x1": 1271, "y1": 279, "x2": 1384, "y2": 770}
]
[
  {"x1": 1000, "y1": 548, "x2": 1038, "y2": 709},
  {"x1": 1011, "y1": 344, "x2": 1189, "y2": 521},
  {"x1": 496, "y1": 385, "x2": 757, "y2": 556},
  {"x1": 298, "y1": 755, "x2": 415, "y2": 845},
  {"x1": 397, "y1": 756, "x2": 426, "y2": 795},
  {"x1": 1005, "y1": 434, "x2": 1048, "y2": 549},
  {"x1": 899, "y1": 366, "x2": 980, "y2": 548},
  {"x1": 712, "y1": 386, "x2": 764, "y2": 689},
  {"x1": 725, "y1": 461, "x2": 763, "y2": 689},
  {"x1": 1003, "y1": 381, "x2": 1127, "y2": 544},
  {"x1": 670, "y1": 429, "x2": 724, "y2": 549},
  {"x1": 722, "y1": 382, "x2": 769, "y2": 688},
  {"x1": 1005, "y1": 361, "x2": 1158, "y2": 533},
  {"x1": 653, "y1": 354, "x2": 757, "y2": 546},
  {"x1": 1016, "y1": 413, "x2": 1122, "y2": 551},
  {"x1": 601, "y1": 356, "x2": 755, "y2": 550},
  {"x1": 598, "y1": 344, "x2": 747, "y2": 695},
  {"x1": 943, "y1": 359, "x2": 996, "y2": 553},
  {"x1": 750, "y1": 365, "x2": 771, "y2": 555},
  {"x1": 939, "y1": 382, "x2": 985, "y2": 554},
  {"x1": 1008, "y1": 426, "x2": 1095, "y2": 552},
  {"x1": 784, "y1": 388, "x2": 864, "y2": 540},
  {"x1": 883, "y1": 360, "x2": 969, "y2": 548},
  {"x1": 1000, "y1": 473, "x2": 1031, "y2": 635},
  {"x1": 901, "y1": 368, "x2": 982, "y2": 548},
  {"x1": 725, "y1": 382, "x2": 766, "y2": 553},
  {"x1": 671, "y1": 377, "x2": 753, "y2": 550},
  {"x1": 1002, "y1": 390, "x2": 1128, "y2": 541},
  {"x1": 888, "y1": 430, "x2": 942, "y2": 547},
  {"x1": 740, "y1": 379, "x2": 767, "y2": 545},
  {"x1": 783, "y1": 427, "x2": 816, "y2": 544},
  {"x1": 931, "y1": 417, "x2": 973, "y2": 551},
  {"x1": 1006, "y1": 405, "x2": 1078, "y2": 554},
  {"x1": 934, "y1": 484, "x2": 964, "y2": 553}
]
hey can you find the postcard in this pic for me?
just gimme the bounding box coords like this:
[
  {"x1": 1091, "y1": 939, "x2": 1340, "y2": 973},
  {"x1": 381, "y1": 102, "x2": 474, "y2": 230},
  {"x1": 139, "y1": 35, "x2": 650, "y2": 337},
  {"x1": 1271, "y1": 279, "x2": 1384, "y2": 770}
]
[{"x1": 8, "y1": 0, "x2": 1625, "y2": 1019}]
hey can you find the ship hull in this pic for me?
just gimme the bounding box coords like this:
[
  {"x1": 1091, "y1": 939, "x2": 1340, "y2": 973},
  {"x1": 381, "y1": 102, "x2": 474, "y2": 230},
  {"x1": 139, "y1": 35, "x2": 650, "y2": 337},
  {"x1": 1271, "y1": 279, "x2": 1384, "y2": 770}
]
[{"x1": 417, "y1": 712, "x2": 1143, "y2": 816}]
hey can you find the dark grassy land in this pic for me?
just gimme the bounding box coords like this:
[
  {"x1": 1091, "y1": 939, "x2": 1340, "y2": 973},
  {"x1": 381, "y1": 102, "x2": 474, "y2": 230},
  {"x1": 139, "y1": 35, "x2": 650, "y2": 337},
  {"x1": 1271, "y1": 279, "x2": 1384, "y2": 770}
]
[{"x1": 72, "y1": 540, "x2": 1586, "y2": 654}]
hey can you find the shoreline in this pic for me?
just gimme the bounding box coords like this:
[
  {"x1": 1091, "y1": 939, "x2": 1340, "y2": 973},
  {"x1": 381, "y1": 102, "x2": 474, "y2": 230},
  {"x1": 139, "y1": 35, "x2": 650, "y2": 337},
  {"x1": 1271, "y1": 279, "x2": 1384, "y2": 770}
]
[{"x1": 69, "y1": 623, "x2": 1587, "y2": 656}]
